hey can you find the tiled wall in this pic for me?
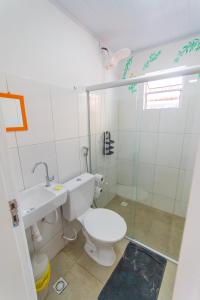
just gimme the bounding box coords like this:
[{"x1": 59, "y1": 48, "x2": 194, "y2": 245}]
[
  {"x1": 90, "y1": 88, "x2": 119, "y2": 207},
  {"x1": 1, "y1": 73, "x2": 91, "y2": 258},
  {"x1": 2, "y1": 72, "x2": 119, "y2": 258},
  {"x1": 117, "y1": 78, "x2": 200, "y2": 217}
]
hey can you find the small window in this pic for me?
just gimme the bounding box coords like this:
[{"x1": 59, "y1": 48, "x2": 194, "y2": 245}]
[{"x1": 144, "y1": 77, "x2": 183, "y2": 110}]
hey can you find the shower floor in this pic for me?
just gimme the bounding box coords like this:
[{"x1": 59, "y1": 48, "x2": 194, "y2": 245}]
[{"x1": 106, "y1": 195, "x2": 185, "y2": 261}]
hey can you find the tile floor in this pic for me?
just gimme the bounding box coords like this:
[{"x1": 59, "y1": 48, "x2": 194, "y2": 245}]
[
  {"x1": 106, "y1": 196, "x2": 185, "y2": 260},
  {"x1": 45, "y1": 232, "x2": 177, "y2": 300}
]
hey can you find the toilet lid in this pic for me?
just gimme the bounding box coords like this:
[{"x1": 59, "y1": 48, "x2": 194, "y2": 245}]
[{"x1": 83, "y1": 208, "x2": 127, "y2": 243}]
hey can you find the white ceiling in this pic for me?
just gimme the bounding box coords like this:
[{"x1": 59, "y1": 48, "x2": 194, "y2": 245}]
[{"x1": 53, "y1": 0, "x2": 200, "y2": 52}]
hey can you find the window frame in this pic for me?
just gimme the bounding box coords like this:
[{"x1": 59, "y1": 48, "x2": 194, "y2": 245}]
[{"x1": 143, "y1": 77, "x2": 183, "y2": 110}]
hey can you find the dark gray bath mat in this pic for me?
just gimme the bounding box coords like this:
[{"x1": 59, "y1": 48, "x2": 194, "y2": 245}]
[{"x1": 98, "y1": 242, "x2": 167, "y2": 300}]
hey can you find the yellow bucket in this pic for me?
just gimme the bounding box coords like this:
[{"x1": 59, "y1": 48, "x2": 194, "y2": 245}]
[{"x1": 35, "y1": 262, "x2": 51, "y2": 293}]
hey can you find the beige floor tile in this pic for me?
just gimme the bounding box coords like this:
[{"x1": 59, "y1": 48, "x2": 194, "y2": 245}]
[
  {"x1": 47, "y1": 263, "x2": 103, "y2": 300},
  {"x1": 47, "y1": 232, "x2": 86, "y2": 295},
  {"x1": 77, "y1": 239, "x2": 129, "y2": 284},
  {"x1": 46, "y1": 195, "x2": 181, "y2": 299},
  {"x1": 158, "y1": 262, "x2": 177, "y2": 300},
  {"x1": 48, "y1": 251, "x2": 74, "y2": 294},
  {"x1": 106, "y1": 196, "x2": 185, "y2": 260},
  {"x1": 62, "y1": 231, "x2": 85, "y2": 262},
  {"x1": 46, "y1": 233, "x2": 176, "y2": 300}
]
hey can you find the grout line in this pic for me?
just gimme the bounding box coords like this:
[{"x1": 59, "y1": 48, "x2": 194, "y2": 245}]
[
  {"x1": 14, "y1": 132, "x2": 26, "y2": 190},
  {"x1": 172, "y1": 90, "x2": 193, "y2": 214},
  {"x1": 49, "y1": 86, "x2": 60, "y2": 182},
  {"x1": 75, "y1": 91, "x2": 83, "y2": 174},
  {"x1": 116, "y1": 158, "x2": 193, "y2": 172},
  {"x1": 151, "y1": 107, "x2": 161, "y2": 207},
  {"x1": 4, "y1": 73, "x2": 26, "y2": 190},
  {"x1": 76, "y1": 261, "x2": 104, "y2": 285}
]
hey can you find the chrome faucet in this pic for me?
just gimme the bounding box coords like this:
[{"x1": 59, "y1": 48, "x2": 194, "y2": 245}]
[{"x1": 32, "y1": 162, "x2": 54, "y2": 187}]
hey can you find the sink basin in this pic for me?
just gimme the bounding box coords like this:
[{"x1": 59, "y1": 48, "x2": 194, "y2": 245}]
[{"x1": 19, "y1": 183, "x2": 67, "y2": 228}]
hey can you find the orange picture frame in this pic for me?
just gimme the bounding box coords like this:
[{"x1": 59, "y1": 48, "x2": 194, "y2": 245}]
[{"x1": 0, "y1": 92, "x2": 28, "y2": 132}]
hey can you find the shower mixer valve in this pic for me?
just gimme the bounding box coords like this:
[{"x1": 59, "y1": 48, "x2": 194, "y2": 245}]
[{"x1": 103, "y1": 131, "x2": 114, "y2": 155}]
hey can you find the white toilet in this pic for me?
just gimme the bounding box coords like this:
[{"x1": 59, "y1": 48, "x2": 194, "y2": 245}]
[{"x1": 62, "y1": 173, "x2": 127, "y2": 266}]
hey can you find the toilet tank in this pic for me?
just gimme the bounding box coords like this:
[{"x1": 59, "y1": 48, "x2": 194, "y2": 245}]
[{"x1": 62, "y1": 173, "x2": 95, "y2": 221}]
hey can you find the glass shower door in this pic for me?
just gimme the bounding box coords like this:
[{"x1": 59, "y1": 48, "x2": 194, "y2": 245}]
[
  {"x1": 89, "y1": 73, "x2": 200, "y2": 261},
  {"x1": 130, "y1": 75, "x2": 199, "y2": 260}
]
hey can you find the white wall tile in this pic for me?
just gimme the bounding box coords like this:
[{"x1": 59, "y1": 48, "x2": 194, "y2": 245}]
[
  {"x1": 174, "y1": 200, "x2": 188, "y2": 217},
  {"x1": 19, "y1": 142, "x2": 58, "y2": 188},
  {"x1": 79, "y1": 136, "x2": 89, "y2": 173},
  {"x1": 176, "y1": 170, "x2": 193, "y2": 204},
  {"x1": 117, "y1": 184, "x2": 135, "y2": 201},
  {"x1": 5, "y1": 132, "x2": 17, "y2": 148},
  {"x1": 139, "y1": 132, "x2": 157, "y2": 164},
  {"x1": 118, "y1": 96, "x2": 138, "y2": 131},
  {"x1": 118, "y1": 131, "x2": 138, "y2": 161},
  {"x1": 7, "y1": 75, "x2": 54, "y2": 146},
  {"x1": 105, "y1": 91, "x2": 118, "y2": 131},
  {"x1": 90, "y1": 134, "x2": 97, "y2": 172},
  {"x1": 56, "y1": 138, "x2": 80, "y2": 182},
  {"x1": 137, "y1": 163, "x2": 155, "y2": 193},
  {"x1": 152, "y1": 194, "x2": 174, "y2": 214},
  {"x1": 106, "y1": 164, "x2": 117, "y2": 199},
  {"x1": 117, "y1": 159, "x2": 136, "y2": 186},
  {"x1": 96, "y1": 93, "x2": 106, "y2": 134},
  {"x1": 185, "y1": 82, "x2": 200, "y2": 134},
  {"x1": 89, "y1": 94, "x2": 97, "y2": 135},
  {"x1": 180, "y1": 134, "x2": 199, "y2": 171},
  {"x1": 95, "y1": 133, "x2": 107, "y2": 169},
  {"x1": 106, "y1": 131, "x2": 118, "y2": 165},
  {"x1": 137, "y1": 190, "x2": 152, "y2": 206},
  {"x1": 0, "y1": 73, "x2": 17, "y2": 148},
  {"x1": 78, "y1": 93, "x2": 88, "y2": 137},
  {"x1": 138, "y1": 109, "x2": 160, "y2": 133},
  {"x1": 51, "y1": 87, "x2": 79, "y2": 140},
  {"x1": 154, "y1": 166, "x2": 179, "y2": 198},
  {"x1": 98, "y1": 165, "x2": 117, "y2": 205},
  {"x1": 8, "y1": 147, "x2": 24, "y2": 191},
  {"x1": 38, "y1": 231, "x2": 65, "y2": 261},
  {"x1": 0, "y1": 72, "x2": 7, "y2": 91},
  {"x1": 159, "y1": 105, "x2": 187, "y2": 133},
  {"x1": 35, "y1": 209, "x2": 63, "y2": 250},
  {"x1": 88, "y1": 92, "x2": 106, "y2": 136},
  {"x1": 108, "y1": 164, "x2": 117, "y2": 187},
  {"x1": 156, "y1": 133, "x2": 183, "y2": 168}
]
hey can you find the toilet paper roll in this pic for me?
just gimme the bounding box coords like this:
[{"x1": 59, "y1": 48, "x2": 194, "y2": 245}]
[
  {"x1": 94, "y1": 173, "x2": 104, "y2": 186},
  {"x1": 94, "y1": 186, "x2": 103, "y2": 199}
]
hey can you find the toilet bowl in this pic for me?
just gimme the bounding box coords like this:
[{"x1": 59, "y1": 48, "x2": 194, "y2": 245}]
[
  {"x1": 62, "y1": 173, "x2": 127, "y2": 266},
  {"x1": 78, "y1": 208, "x2": 127, "y2": 266}
]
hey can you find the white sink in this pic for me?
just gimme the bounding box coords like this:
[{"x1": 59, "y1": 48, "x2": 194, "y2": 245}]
[{"x1": 19, "y1": 183, "x2": 67, "y2": 228}]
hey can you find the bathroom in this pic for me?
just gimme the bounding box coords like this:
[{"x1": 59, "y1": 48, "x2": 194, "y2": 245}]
[{"x1": 1, "y1": 1, "x2": 200, "y2": 300}]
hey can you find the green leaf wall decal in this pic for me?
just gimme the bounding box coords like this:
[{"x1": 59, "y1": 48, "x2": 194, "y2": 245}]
[
  {"x1": 143, "y1": 50, "x2": 161, "y2": 70},
  {"x1": 174, "y1": 38, "x2": 200, "y2": 63}
]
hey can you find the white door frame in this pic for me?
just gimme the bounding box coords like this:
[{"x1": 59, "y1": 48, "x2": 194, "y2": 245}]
[
  {"x1": 173, "y1": 138, "x2": 200, "y2": 299},
  {"x1": 0, "y1": 108, "x2": 37, "y2": 300}
]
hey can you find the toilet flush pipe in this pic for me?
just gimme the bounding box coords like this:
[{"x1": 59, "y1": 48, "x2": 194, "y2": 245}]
[
  {"x1": 62, "y1": 229, "x2": 77, "y2": 242},
  {"x1": 61, "y1": 207, "x2": 78, "y2": 242},
  {"x1": 31, "y1": 223, "x2": 42, "y2": 242}
]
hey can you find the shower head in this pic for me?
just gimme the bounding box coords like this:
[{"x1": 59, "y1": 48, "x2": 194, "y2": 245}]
[{"x1": 101, "y1": 47, "x2": 131, "y2": 70}]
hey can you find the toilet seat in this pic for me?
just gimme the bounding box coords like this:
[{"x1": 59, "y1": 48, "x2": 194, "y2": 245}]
[{"x1": 83, "y1": 208, "x2": 127, "y2": 243}]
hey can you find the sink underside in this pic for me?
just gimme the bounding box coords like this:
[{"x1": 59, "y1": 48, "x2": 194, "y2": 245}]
[{"x1": 19, "y1": 183, "x2": 67, "y2": 228}]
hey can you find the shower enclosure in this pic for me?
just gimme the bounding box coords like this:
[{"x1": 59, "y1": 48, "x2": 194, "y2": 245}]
[{"x1": 87, "y1": 66, "x2": 200, "y2": 262}]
